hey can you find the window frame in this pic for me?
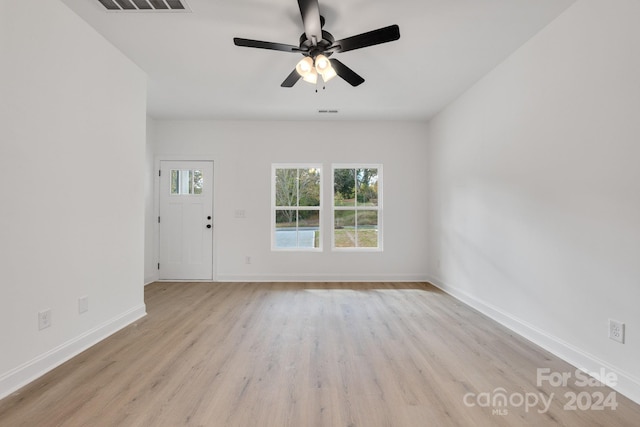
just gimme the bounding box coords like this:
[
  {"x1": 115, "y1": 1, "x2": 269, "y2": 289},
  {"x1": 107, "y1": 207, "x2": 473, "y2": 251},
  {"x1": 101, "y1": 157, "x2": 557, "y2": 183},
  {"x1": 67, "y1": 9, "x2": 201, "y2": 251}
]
[
  {"x1": 271, "y1": 163, "x2": 323, "y2": 252},
  {"x1": 331, "y1": 164, "x2": 383, "y2": 252}
]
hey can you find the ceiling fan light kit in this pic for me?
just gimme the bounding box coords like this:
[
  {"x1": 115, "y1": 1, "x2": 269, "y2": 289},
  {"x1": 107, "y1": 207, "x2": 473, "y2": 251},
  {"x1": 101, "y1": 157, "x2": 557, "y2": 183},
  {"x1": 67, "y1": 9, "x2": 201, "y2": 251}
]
[
  {"x1": 233, "y1": 0, "x2": 400, "y2": 88},
  {"x1": 295, "y1": 54, "x2": 336, "y2": 84}
]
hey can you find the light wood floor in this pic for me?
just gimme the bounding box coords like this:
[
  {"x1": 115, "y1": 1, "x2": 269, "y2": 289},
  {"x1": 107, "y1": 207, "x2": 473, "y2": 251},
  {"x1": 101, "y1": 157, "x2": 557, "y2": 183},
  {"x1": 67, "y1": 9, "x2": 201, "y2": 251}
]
[{"x1": 1, "y1": 282, "x2": 639, "y2": 426}]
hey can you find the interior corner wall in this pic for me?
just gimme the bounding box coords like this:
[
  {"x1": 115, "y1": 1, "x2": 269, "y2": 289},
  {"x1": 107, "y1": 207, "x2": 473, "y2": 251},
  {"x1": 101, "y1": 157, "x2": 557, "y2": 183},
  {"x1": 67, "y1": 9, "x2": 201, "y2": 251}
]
[
  {"x1": 148, "y1": 119, "x2": 429, "y2": 282},
  {"x1": 0, "y1": 0, "x2": 147, "y2": 398},
  {"x1": 427, "y1": 0, "x2": 640, "y2": 403}
]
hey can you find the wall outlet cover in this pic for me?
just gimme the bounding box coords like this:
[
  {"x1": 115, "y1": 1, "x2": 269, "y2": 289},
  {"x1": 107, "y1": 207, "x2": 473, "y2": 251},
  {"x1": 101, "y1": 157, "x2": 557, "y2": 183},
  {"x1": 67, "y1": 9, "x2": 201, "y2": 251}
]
[
  {"x1": 608, "y1": 319, "x2": 625, "y2": 344},
  {"x1": 38, "y1": 309, "x2": 52, "y2": 330}
]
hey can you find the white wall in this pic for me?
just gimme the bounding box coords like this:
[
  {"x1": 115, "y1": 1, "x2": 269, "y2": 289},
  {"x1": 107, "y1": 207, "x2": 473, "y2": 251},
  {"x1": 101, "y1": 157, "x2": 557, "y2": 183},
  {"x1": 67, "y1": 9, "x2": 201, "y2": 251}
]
[
  {"x1": 148, "y1": 120, "x2": 429, "y2": 282},
  {"x1": 427, "y1": 0, "x2": 640, "y2": 403},
  {"x1": 144, "y1": 117, "x2": 158, "y2": 284},
  {"x1": 0, "y1": 0, "x2": 147, "y2": 398}
]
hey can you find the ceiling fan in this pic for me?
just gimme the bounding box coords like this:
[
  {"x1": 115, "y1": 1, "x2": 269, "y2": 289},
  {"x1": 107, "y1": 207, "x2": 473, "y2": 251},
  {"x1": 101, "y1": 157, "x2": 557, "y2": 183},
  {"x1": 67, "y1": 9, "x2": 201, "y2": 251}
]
[{"x1": 233, "y1": 0, "x2": 400, "y2": 88}]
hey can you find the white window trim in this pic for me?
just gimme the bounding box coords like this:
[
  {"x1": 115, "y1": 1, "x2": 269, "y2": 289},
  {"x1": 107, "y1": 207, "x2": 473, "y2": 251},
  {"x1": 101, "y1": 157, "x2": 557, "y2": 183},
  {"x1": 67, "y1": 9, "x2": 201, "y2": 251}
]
[
  {"x1": 331, "y1": 164, "x2": 383, "y2": 252},
  {"x1": 271, "y1": 163, "x2": 323, "y2": 252}
]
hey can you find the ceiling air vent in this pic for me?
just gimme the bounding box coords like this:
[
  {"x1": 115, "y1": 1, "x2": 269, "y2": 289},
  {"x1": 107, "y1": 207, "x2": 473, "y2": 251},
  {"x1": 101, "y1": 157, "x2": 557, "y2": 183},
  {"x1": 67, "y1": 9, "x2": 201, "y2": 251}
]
[
  {"x1": 318, "y1": 110, "x2": 339, "y2": 114},
  {"x1": 98, "y1": 0, "x2": 190, "y2": 12}
]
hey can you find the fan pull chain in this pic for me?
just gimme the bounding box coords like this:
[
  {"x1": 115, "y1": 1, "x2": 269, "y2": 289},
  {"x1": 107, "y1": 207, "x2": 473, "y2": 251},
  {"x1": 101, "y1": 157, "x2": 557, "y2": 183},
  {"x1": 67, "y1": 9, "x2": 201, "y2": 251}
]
[{"x1": 313, "y1": 80, "x2": 326, "y2": 93}]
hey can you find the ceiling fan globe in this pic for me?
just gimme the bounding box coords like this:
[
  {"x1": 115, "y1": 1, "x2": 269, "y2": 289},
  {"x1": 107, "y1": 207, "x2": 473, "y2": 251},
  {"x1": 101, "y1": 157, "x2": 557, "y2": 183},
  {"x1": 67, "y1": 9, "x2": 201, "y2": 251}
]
[
  {"x1": 302, "y1": 68, "x2": 318, "y2": 84},
  {"x1": 296, "y1": 57, "x2": 314, "y2": 77},
  {"x1": 315, "y1": 55, "x2": 330, "y2": 73}
]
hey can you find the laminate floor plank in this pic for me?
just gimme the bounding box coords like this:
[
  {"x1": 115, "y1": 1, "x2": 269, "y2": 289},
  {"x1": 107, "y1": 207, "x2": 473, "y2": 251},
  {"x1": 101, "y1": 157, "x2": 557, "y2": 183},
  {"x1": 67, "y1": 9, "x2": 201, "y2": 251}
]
[{"x1": 1, "y1": 282, "x2": 639, "y2": 426}]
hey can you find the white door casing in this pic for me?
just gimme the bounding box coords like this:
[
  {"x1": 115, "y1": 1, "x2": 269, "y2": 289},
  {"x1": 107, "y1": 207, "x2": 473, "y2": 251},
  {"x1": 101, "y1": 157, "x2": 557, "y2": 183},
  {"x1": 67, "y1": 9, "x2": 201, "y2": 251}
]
[{"x1": 159, "y1": 161, "x2": 213, "y2": 280}]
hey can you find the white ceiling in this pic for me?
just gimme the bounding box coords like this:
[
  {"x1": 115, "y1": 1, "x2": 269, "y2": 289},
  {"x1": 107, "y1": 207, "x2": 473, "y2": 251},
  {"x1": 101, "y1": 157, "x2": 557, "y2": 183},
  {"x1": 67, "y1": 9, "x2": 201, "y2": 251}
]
[{"x1": 61, "y1": 0, "x2": 576, "y2": 121}]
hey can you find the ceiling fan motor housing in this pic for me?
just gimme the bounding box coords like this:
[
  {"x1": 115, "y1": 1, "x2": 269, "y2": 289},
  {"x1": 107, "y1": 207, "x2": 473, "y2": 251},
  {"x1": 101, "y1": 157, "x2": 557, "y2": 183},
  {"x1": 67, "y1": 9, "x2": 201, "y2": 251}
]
[{"x1": 299, "y1": 30, "x2": 335, "y2": 58}]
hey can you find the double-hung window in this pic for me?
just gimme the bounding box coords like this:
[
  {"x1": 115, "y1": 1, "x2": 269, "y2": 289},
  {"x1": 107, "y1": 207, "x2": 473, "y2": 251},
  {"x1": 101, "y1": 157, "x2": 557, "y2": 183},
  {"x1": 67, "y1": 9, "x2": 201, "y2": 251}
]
[
  {"x1": 332, "y1": 165, "x2": 382, "y2": 250},
  {"x1": 272, "y1": 165, "x2": 322, "y2": 250}
]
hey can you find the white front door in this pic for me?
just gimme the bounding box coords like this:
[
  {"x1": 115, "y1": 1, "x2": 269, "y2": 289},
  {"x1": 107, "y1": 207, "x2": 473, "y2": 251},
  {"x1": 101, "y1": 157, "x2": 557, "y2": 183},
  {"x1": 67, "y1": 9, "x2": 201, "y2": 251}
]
[{"x1": 159, "y1": 161, "x2": 214, "y2": 280}]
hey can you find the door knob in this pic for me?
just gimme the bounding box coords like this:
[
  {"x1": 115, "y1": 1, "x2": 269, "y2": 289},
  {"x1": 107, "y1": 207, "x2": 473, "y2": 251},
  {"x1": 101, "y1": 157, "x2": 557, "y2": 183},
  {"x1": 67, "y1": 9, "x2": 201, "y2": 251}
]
[{"x1": 206, "y1": 224, "x2": 212, "y2": 229}]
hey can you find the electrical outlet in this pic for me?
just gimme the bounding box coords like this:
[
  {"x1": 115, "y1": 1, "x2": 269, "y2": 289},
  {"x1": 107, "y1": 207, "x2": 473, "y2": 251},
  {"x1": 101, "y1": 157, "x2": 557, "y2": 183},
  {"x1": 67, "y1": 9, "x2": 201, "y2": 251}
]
[
  {"x1": 38, "y1": 309, "x2": 52, "y2": 330},
  {"x1": 78, "y1": 296, "x2": 89, "y2": 314},
  {"x1": 609, "y1": 319, "x2": 625, "y2": 344},
  {"x1": 245, "y1": 256, "x2": 252, "y2": 265}
]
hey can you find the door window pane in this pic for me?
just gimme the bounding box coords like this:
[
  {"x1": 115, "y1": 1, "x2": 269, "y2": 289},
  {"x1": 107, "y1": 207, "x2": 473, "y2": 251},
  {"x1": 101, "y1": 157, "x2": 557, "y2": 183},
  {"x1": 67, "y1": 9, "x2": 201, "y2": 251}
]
[{"x1": 170, "y1": 170, "x2": 203, "y2": 195}]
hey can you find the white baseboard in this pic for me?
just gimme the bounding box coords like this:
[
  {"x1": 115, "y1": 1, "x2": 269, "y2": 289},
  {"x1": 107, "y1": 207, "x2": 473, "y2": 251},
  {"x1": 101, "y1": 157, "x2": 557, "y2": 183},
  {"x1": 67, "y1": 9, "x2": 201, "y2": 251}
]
[
  {"x1": 215, "y1": 273, "x2": 430, "y2": 283},
  {"x1": 144, "y1": 274, "x2": 159, "y2": 286},
  {"x1": 0, "y1": 304, "x2": 146, "y2": 400},
  {"x1": 427, "y1": 275, "x2": 640, "y2": 406}
]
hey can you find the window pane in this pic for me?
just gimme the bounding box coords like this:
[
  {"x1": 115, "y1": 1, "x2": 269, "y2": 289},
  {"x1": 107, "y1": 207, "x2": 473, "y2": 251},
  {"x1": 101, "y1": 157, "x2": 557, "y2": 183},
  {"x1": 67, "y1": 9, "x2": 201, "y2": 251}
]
[
  {"x1": 356, "y1": 168, "x2": 378, "y2": 207},
  {"x1": 334, "y1": 169, "x2": 355, "y2": 206},
  {"x1": 170, "y1": 169, "x2": 203, "y2": 195},
  {"x1": 275, "y1": 210, "x2": 319, "y2": 249},
  {"x1": 299, "y1": 210, "x2": 320, "y2": 248},
  {"x1": 171, "y1": 170, "x2": 179, "y2": 194},
  {"x1": 334, "y1": 210, "x2": 356, "y2": 247},
  {"x1": 275, "y1": 209, "x2": 296, "y2": 229},
  {"x1": 332, "y1": 165, "x2": 381, "y2": 250},
  {"x1": 357, "y1": 211, "x2": 378, "y2": 248},
  {"x1": 193, "y1": 170, "x2": 203, "y2": 195},
  {"x1": 298, "y1": 209, "x2": 318, "y2": 227},
  {"x1": 273, "y1": 165, "x2": 322, "y2": 251},
  {"x1": 275, "y1": 169, "x2": 298, "y2": 207},
  {"x1": 298, "y1": 168, "x2": 320, "y2": 207},
  {"x1": 275, "y1": 210, "x2": 297, "y2": 248}
]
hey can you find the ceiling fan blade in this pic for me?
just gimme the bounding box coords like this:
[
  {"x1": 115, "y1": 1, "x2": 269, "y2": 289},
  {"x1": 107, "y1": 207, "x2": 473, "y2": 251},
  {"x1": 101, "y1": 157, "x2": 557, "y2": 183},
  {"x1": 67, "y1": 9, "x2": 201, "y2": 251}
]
[
  {"x1": 281, "y1": 69, "x2": 301, "y2": 87},
  {"x1": 234, "y1": 38, "x2": 302, "y2": 53},
  {"x1": 329, "y1": 59, "x2": 365, "y2": 87},
  {"x1": 297, "y1": 0, "x2": 322, "y2": 42},
  {"x1": 334, "y1": 25, "x2": 400, "y2": 53}
]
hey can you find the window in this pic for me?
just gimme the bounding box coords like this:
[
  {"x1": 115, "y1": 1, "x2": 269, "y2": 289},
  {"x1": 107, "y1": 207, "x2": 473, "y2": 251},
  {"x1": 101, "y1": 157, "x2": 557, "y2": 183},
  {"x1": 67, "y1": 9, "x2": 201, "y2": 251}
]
[
  {"x1": 333, "y1": 165, "x2": 382, "y2": 250},
  {"x1": 272, "y1": 165, "x2": 321, "y2": 250},
  {"x1": 170, "y1": 169, "x2": 203, "y2": 195}
]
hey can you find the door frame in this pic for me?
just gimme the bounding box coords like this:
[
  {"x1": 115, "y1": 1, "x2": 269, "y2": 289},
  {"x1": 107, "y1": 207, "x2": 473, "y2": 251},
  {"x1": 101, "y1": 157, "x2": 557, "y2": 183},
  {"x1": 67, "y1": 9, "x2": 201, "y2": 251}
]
[{"x1": 154, "y1": 155, "x2": 216, "y2": 282}]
